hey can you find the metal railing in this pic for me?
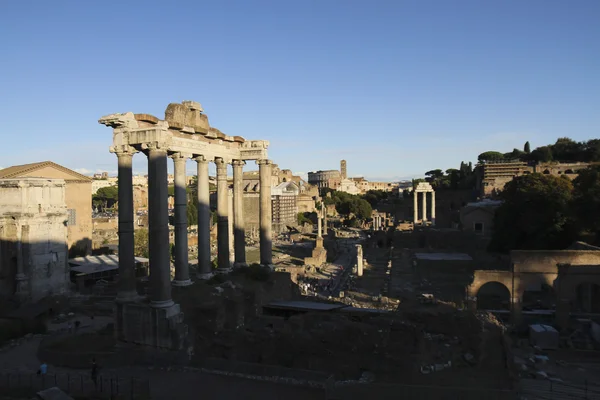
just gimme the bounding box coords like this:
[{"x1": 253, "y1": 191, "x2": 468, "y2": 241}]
[{"x1": 0, "y1": 370, "x2": 150, "y2": 399}]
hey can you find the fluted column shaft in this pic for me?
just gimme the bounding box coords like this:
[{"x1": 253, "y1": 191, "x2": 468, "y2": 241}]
[
  {"x1": 317, "y1": 207, "x2": 322, "y2": 238},
  {"x1": 172, "y1": 153, "x2": 192, "y2": 286},
  {"x1": 115, "y1": 147, "x2": 138, "y2": 301},
  {"x1": 232, "y1": 160, "x2": 247, "y2": 267},
  {"x1": 195, "y1": 156, "x2": 212, "y2": 279},
  {"x1": 422, "y1": 192, "x2": 427, "y2": 222},
  {"x1": 258, "y1": 159, "x2": 273, "y2": 266},
  {"x1": 431, "y1": 191, "x2": 436, "y2": 226},
  {"x1": 147, "y1": 144, "x2": 174, "y2": 308},
  {"x1": 413, "y1": 191, "x2": 418, "y2": 223},
  {"x1": 215, "y1": 158, "x2": 231, "y2": 272}
]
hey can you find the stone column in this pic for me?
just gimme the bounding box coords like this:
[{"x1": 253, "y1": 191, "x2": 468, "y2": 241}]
[
  {"x1": 146, "y1": 143, "x2": 174, "y2": 308},
  {"x1": 194, "y1": 156, "x2": 212, "y2": 279},
  {"x1": 215, "y1": 158, "x2": 231, "y2": 273},
  {"x1": 413, "y1": 191, "x2": 418, "y2": 223},
  {"x1": 356, "y1": 244, "x2": 363, "y2": 277},
  {"x1": 317, "y1": 207, "x2": 322, "y2": 238},
  {"x1": 228, "y1": 188, "x2": 235, "y2": 265},
  {"x1": 258, "y1": 159, "x2": 273, "y2": 267},
  {"x1": 171, "y1": 153, "x2": 192, "y2": 286},
  {"x1": 323, "y1": 207, "x2": 328, "y2": 235},
  {"x1": 113, "y1": 145, "x2": 139, "y2": 302},
  {"x1": 232, "y1": 160, "x2": 247, "y2": 267},
  {"x1": 431, "y1": 191, "x2": 436, "y2": 226},
  {"x1": 421, "y1": 192, "x2": 427, "y2": 223}
]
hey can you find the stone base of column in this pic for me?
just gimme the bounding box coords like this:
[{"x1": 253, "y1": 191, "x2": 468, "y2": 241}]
[
  {"x1": 234, "y1": 262, "x2": 248, "y2": 269},
  {"x1": 115, "y1": 301, "x2": 187, "y2": 350},
  {"x1": 172, "y1": 279, "x2": 193, "y2": 287},
  {"x1": 216, "y1": 267, "x2": 233, "y2": 274},
  {"x1": 196, "y1": 272, "x2": 214, "y2": 280},
  {"x1": 150, "y1": 299, "x2": 175, "y2": 308},
  {"x1": 261, "y1": 264, "x2": 275, "y2": 271}
]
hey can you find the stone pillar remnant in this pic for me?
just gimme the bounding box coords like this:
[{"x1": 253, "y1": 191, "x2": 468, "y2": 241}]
[
  {"x1": 413, "y1": 192, "x2": 418, "y2": 223},
  {"x1": 215, "y1": 157, "x2": 231, "y2": 273},
  {"x1": 356, "y1": 244, "x2": 363, "y2": 277},
  {"x1": 317, "y1": 207, "x2": 322, "y2": 238},
  {"x1": 421, "y1": 192, "x2": 427, "y2": 223},
  {"x1": 258, "y1": 159, "x2": 273, "y2": 267},
  {"x1": 146, "y1": 143, "x2": 174, "y2": 308},
  {"x1": 171, "y1": 153, "x2": 192, "y2": 286},
  {"x1": 113, "y1": 145, "x2": 139, "y2": 302},
  {"x1": 195, "y1": 156, "x2": 213, "y2": 279},
  {"x1": 431, "y1": 191, "x2": 436, "y2": 226},
  {"x1": 323, "y1": 206, "x2": 328, "y2": 235},
  {"x1": 232, "y1": 160, "x2": 247, "y2": 268},
  {"x1": 228, "y1": 188, "x2": 235, "y2": 265}
]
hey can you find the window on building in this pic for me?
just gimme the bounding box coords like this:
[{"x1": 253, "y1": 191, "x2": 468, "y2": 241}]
[
  {"x1": 67, "y1": 209, "x2": 77, "y2": 226},
  {"x1": 474, "y1": 222, "x2": 484, "y2": 234}
]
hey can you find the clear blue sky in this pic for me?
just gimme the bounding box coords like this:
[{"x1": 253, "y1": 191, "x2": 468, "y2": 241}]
[{"x1": 1, "y1": 0, "x2": 599, "y2": 180}]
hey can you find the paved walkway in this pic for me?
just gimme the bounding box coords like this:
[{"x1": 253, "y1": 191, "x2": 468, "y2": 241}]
[{"x1": 0, "y1": 315, "x2": 324, "y2": 399}]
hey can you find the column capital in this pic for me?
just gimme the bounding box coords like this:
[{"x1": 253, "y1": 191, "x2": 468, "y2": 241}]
[
  {"x1": 110, "y1": 144, "x2": 138, "y2": 156},
  {"x1": 232, "y1": 160, "x2": 246, "y2": 167},
  {"x1": 256, "y1": 159, "x2": 272, "y2": 166},
  {"x1": 193, "y1": 155, "x2": 213, "y2": 163},
  {"x1": 169, "y1": 152, "x2": 191, "y2": 162},
  {"x1": 141, "y1": 141, "x2": 169, "y2": 152},
  {"x1": 214, "y1": 157, "x2": 228, "y2": 167}
]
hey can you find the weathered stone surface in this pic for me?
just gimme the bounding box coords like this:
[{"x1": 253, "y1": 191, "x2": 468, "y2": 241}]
[
  {"x1": 134, "y1": 113, "x2": 159, "y2": 124},
  {"x1": 165, "y1": 102, "x2": 209, "y2": 134},
  {"x1": 118, "y1": 301, "x2": 187, "y2": 350},
  {"x1": 0, "y1": 178, "x2": 70, "y2": 303}
]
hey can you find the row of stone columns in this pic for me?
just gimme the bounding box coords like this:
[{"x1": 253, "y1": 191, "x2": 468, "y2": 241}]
[
  {"x1": 413, "y1": 191, "x2": 436, "y2": 225},
  {"x1": 113, "y1": 144, "x2": 273, "y2": 308}
]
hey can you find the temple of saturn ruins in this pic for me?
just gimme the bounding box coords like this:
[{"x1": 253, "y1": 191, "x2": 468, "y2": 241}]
[
  {"x1": 98, "y1": 101, "x2": 272, "y2": 349},
  {"x1": 413, "y1": 182, "x2": 436, "y2": 226}
]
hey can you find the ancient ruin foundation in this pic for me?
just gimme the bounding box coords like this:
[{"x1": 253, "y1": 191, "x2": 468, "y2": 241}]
[{"x1": 99, "y1": 101, "x2": 273, "y2": 350}]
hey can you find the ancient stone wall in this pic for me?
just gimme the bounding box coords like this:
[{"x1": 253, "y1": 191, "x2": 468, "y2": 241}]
[{"x1": 0, "y1": 178, "x2": 70, "y2": 303}]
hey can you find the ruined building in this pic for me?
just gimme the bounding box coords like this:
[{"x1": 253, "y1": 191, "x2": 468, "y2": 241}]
[
  {"x1": 0, "y1": 178, "x2": 70, "y2": 305},
  {"x1": 0, "y1": 162, "x2": 93, "y2": 257},
  {"x1": 99, "y1": 100, "x2": 272, "y2": 350}
]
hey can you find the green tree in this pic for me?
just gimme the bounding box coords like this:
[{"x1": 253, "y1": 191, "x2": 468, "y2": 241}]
[
  {"x1": 134, "y1": 228, "x2": 150, "y2": 258},
  {"x1": 489, "y1": 174, "x2": 574, "y2": 253},
  {"x1": 571, "y1": 165, "x2": 600, "y2": 242},
  {"x1": 187, "y1": 200, "x2": 198, "y2": 226},
  {"x1": 530, "y1": 146, "x2": 553, "y2": 162},
  {"x1": 552, "y1": 137, "x2": 584, "y2": 162},
  {"x1": 503, "y1": 148, "x2": 525, "y2": 160},
  {"x1": 524, "y1": 141, "x2": 531, "y2": 154},
  {"x1": 93, "y1": 186, "x2": 119, "y2": 210},
  {"x1": 477, "y1": 151, "x2": 504, "y2": 163}
]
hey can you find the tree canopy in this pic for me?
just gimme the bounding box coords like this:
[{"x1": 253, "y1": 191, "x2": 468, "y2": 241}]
[
  {"x1": 489, "y1": 173, "x2": 575, "y2": 252},
  {"x1": 93, "y1": 186, "x2": 119, "y2": 210}
]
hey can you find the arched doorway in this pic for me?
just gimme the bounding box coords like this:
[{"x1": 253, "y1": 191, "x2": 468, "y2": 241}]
[
  {"x1": 575, "y1": 283, "x2": 600, "y2": 313},
  {"x1": 477, "y1": 282, "x2": 511, "y2": 310}
]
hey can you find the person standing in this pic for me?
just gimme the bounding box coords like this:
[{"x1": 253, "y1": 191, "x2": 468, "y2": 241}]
[
  {"x1": 91, "y1": 358, "x2": 99, "y2": 390},
  {"x1": 38, "y1": 362, "x2": 47, "y2": 375}
]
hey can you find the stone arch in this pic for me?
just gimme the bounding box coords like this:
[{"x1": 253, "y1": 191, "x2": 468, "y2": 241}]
[
  {"x1": 469, "y1": 270, "x2": 513, "y2": 299},
  {"x1": 476, "y1": 281, "x2": 512, "y2": 310},
  {"x1": 564, "y1": 169, "x2": 574, "y2": 174},
  {"x1": 543, "y1": 169, "x2": 550, "y2": 174}
]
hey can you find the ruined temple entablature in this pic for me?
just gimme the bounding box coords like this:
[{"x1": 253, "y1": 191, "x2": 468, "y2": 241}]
[
  {"x1": 99, "y1": 101, "x2": 269, "y2": 162},
  {"x1": 415, "y1": 182, "x2": 434, "y2": 192}
]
